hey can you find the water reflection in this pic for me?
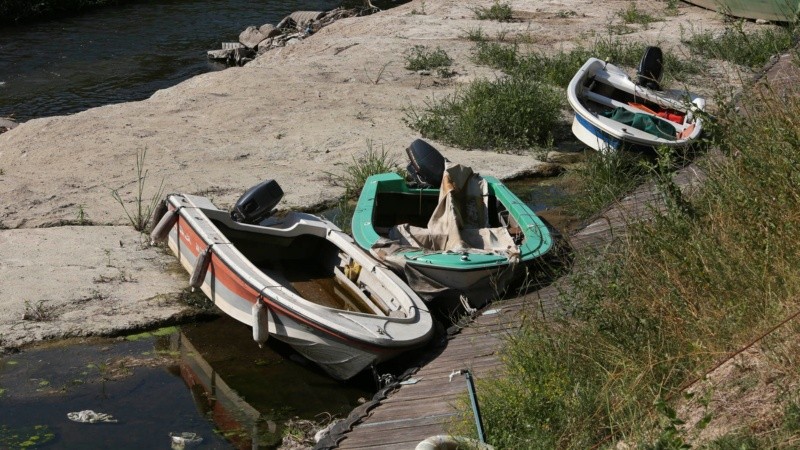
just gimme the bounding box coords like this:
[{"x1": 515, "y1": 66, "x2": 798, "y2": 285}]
[
  {"x1": 174, "y1": 316, "x2": 371, "y2": 448},
  {"x1": 0, "y1": 335, "x2": 231, "y2": 449},
  {"x1": 0, "y1": 316, "x2": 371, "y2": 449}
]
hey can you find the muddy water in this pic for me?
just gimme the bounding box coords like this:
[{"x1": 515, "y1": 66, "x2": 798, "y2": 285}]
[
  {"x1": 505, "y1": 177, "x2": 578, "y2": 233},
  {"x1": 0, "y1": 319, "x2": 371, "y2": 449}
]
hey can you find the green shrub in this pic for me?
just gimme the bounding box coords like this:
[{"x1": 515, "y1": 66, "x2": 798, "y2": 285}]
[
  {"x1": 404, "y1": 45, "x2": 453, "y2": 72},
  {"x1": 405, "y1": 77, "x2": 562, "y2": 151},
  {"x1": 326, "y1": 140, "x2": 398, "y2": 198},
  {"x1": 472, "y1": 41, "x2": 518, "y2": 72},
  {"x1": 473, "y1": 2, "x2": 513, "y2": 21}
]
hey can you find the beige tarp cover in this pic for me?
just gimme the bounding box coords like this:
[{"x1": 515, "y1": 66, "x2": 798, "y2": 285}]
[{"x1": 371, "y1": 163, "x2": 519, "y2": 301}]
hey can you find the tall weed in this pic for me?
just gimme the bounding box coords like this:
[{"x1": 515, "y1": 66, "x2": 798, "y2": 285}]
[
  {"x1": 111, "y1": 148, "x2": 164, "y2": 232},
  {"x1": 326, "y1": 140, "x2": 398, "y2": 198},
  {"x1": 465, "y1": 81, "x2": 800, "y2": 447},
  {"x1": 564, "y1": 151, "x2": 651, "y2": 220},
  {"x1": 685, "y1": 22, "x2": 796, "y2": 68}
]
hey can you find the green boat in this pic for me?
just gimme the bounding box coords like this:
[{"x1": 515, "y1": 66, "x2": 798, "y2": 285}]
[
  {"x1": 685, "y1": 0, "x2": 799, "y2": 22},
  {"x1": 351, "y1": 140, "x2": 554, "y2": 311}
]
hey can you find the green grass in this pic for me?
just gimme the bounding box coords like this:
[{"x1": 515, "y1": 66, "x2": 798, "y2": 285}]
[
  {"x1": 664, "y1": 0, "x2": 680, "y2": 16},
  {"x1": 562, "y1": 150, "x2": 652, "y2": 220},
  {"x1": 463, "y1": 27, "x2": 486, "y2": 42},
  {"x1": 326, "y1": 140, "x2": 399, "y2": 199},
  {"x1": 408, "y1": 34, "x2": 703, "y2": 152},
  {"x1": 473, "y1": 2, "x2": 513, "y2": 22},
  {"x1": 404, "y1": 45, "x2": 453, "y2": 72},
  {"x1": 456, "y1": 83, "x2": 800, "y2": 448},
  {"x1": 684, "y1": 22, "x2": 797, "y2": 68},
  {"x1": 618, "y1": 1, "x2": 657, "y2": 27},
  {"x1": 405, "y1": 76, "x2": 562, "y2": 151},
  {"x1": 474, "y1": 37, "x2": 697, "y2": 89},
  {"x1": 111, "y1": 148, "x2": 165, "y2": 232}
]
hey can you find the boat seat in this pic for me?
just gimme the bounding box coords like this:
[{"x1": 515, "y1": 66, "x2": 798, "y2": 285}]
[{"x1": 333, "y1": 266, "x2": 388, "y2": 315}]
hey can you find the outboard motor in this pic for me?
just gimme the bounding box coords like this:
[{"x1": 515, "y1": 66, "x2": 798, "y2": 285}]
[
  {"x1": 636, "y1": 46, "x2": 663, "y2": 91},
  {"x1": 406, "y1": 138, "x2": 447, "y2": 188},
  {"x1": 231, "y1": 179, "x2": 284, "y2": 224}
]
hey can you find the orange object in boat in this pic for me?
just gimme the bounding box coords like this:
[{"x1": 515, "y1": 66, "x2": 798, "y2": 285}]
[{"x1": 628, "y1": 102, "x2": 657, "y2": 114}]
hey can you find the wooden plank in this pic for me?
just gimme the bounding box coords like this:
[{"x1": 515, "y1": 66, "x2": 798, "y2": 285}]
[{"x1": 338, "y1": 422, "x2": 448, "y2": 449}]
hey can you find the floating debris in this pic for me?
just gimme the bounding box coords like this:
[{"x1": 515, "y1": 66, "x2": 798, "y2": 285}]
[
  {"x1": 169, "y1": 432, "x2": 203, "y2": 449},
  {"x1": 66, "y1": 410, "x2": 118, "y2": 424}
]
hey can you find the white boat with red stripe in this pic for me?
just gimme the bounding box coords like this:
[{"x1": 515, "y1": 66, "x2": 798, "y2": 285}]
[{"x1": 150, "y1": 181, "x2": 434, "y2": 380}]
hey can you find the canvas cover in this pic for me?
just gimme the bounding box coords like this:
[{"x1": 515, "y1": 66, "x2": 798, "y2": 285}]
[
  {"x1": 602, "y1": 107, "x2": 677, "y2": 140},
  {"x1": 371, "y1": 162, "x2": 519, "y2": 301}
]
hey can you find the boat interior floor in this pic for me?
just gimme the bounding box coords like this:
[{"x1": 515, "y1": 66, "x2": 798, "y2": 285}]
[{"x1": 258, "y1": 260, "x2": 378, "y2": 315}]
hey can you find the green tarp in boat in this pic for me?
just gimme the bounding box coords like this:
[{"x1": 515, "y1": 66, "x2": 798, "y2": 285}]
[{"x1": 602, "y1": 107, "x2": 676, "y2": 140}]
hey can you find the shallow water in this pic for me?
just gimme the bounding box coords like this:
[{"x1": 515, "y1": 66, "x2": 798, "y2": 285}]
[
  {"x1": 0, "y1": 318, "x2": 371, "y2": 449},
  {"x1": 0, "y1": 0, "x2": 409, "y2": 121}
]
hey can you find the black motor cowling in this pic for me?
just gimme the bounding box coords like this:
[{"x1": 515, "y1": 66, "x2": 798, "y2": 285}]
[
  {"x1": 406, "y1": 138, "x2": 447, "y2": 188},
  {"x1": 231, "y1": 179, "x2": 284, "y2": 224},
  {"x1": 636, "y1": 46, "x2": 663, "y2": 91}
]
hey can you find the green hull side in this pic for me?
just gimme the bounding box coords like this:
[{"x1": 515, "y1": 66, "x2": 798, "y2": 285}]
[
  {"x1": 684, "y1": 0, "x2": 800, "y2": 22},
  {"x1": 352, "y1": 172, "x2": 553, "y2": 271}
]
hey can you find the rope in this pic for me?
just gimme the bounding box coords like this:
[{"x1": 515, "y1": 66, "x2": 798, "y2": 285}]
[{"x1": 677, "y1": 305, "x2": 800, "y2": 394}]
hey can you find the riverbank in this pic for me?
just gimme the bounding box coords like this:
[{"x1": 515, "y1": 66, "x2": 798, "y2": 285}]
[{"x1": 0, "y1": 1, "x2": 745, "y2": 352}]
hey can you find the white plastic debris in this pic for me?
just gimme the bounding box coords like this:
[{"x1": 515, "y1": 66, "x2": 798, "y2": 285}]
[
  {"x1": 170, "y1": 432, "x2": 203, "y2": 449},
  {"x1": 66, "y1": 410, "x2": 118, "y2": 423},
  {"x1": 400, "y1": 377, "x2": 422, "y2": 385}
]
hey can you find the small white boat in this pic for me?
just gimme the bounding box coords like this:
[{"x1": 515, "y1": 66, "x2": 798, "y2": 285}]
[
  {"x1": 567, "y1": 49, "x2": 705, "y2": 153},
  {"x1": 151, "y1": 181, "x2": 434, "y2": 380}
]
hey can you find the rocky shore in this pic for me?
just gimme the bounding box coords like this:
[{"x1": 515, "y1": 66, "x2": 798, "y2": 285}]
[{"x1": 0, "y1": 0, "x2": 739, "y2": 352}]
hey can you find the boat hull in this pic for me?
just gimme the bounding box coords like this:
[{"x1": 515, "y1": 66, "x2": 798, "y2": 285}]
[{"x1": 162, "y1": 194, "x2": 433, "y2": 380}]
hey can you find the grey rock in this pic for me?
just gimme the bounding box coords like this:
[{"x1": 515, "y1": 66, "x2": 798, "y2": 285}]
[
  {"x1": 239, "y1": 25, "x2": 266, "y2": 49},
  {"x1": 259, "y1": 24, "x2": 281, "y2": 38}
]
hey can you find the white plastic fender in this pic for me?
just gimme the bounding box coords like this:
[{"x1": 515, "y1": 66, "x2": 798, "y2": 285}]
[
  {"x1": 252, "y1": 297, "x2": 271, "y2": 347},
  {"x1": 189, "y1": 246, "x2": 212, "y2": 291},
  {"x1": 149, "y1": 207, "x2": 178, "y2": 245},
  {"x1": 415, "y1": 435, "x2": 494, "y2": 450}
]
